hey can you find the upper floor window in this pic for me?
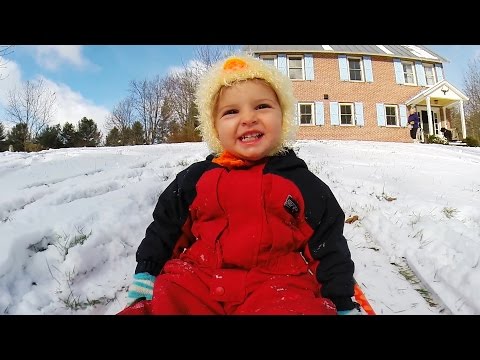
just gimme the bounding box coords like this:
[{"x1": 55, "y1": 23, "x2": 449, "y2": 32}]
[
  {"x1": 348, "y1": 57, "x2": 363, "y2": 81},
  {"x1": 260, "y1": 55, "x2": 277, "y2": 69},
  {"x1": 340, "y1": 103, "x2": 354, "y2": 125},
  {"x1": 385, "y1": 105, "x2": 398, "y2": 126},
  {"x1": 402, "y1": 61, "x2": 416, "y2": 85},
  {"x1": 298, "y1": 103, "x2": 314, "y2": 125},
  {"x1": 288, "y1": 56, "x2": 304, "y2": 80},
  {"x1": 424, "y1": 64, "x2": 436, "y2": 86}
]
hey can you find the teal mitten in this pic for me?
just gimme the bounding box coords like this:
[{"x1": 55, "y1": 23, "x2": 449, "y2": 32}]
[{"x1": 127, "y1": 272, "x2": 156, "y2": 305}]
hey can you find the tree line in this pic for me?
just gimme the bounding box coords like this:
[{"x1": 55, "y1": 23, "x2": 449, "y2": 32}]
[{"x1": 0, "y1": 46, "x2": 236, "y2": 152}]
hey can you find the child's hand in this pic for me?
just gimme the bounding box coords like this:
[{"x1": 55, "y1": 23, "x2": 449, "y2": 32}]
[{"x1": 127, "y1": 272, "x2": 156, "y2": 305}]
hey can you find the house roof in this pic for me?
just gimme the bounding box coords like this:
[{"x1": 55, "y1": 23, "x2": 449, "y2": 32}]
[{"x1": 242, "y1": 45, "x2": 448, "y2": 64}]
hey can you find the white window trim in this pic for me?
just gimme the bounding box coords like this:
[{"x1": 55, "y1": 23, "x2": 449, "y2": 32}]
[
  {"x1": 402, "y1": 61, "x2": 417, "y2": 85},
  {"x1": 339, "y1": 103, "x2": 355, "y2": 126},
  {"x1": 298, "y1": 102, "x2": 315, "y2": 125},
  {"x1": 287, "y1": 55, "x2": 305, "y2": 81},
  {"x1": 424, "y1": 64, "x2": 436, "y2": 86},
  {"x1": 260, "y1": 54, "x2": 277, "y2": 68},
  {"x1": 384, "y1": 104, "x2": 399, "y2": 127},
  {"x1": 347, "y1": 56, "x2": 364, "y2": 82}
]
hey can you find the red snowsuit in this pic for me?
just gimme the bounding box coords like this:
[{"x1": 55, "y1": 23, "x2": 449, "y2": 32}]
[{"x1": 120, "y1": 149, "x2": 355, "y2": 315}]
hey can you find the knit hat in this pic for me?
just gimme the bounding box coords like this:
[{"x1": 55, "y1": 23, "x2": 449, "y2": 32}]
[{"x1": 195, "y1": 54, "x2": 297, "y2": 155}]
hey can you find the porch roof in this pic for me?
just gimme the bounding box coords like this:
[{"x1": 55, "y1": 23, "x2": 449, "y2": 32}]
[{"x1": 405, "y1": 80, "x2": 469, "y2": 108}]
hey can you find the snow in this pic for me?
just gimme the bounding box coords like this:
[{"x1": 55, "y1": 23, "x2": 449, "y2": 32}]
[
  {"x1": 1, "y1": 140, "x2": 479, "y2": 315},
  {"x1": 402, "y1": 45, "x2": 439, "y2": 60}
]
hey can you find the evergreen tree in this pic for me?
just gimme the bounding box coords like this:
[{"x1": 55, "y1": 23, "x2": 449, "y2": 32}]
[
  {"x1": 77, "y1": 117, "x2": 101, "y2": 147},
  {"x1": 0, "y1": 122, "x2": 7, "y2": 151},
  {"x1": 37, "y1": 124, "x2": 62, "y2": 149},
  {"x1": 7, "y1": 123, "x2": 28, "y2": 152},
  {"x1": 105, "y1": 127, "x2": 121, "y2": 146},
  {"x1": 60, "y1": 122, "x2": 77, "y2": 148},
  {"x1": 131, "y1": 121, "x2": 144, "y2": 145},
  {"x1": 121, "y1": 127, "x2": 133, "y2": 146}
]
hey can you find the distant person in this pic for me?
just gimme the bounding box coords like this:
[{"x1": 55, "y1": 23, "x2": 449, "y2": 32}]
[
  {"x1": 441, "y1": 127, "x2": 453, "y2": 141},
  {"x1": 118, "y1": 54, "x2": 361, "y2": 315},
  {"x1": 408, "y1": 107, "x2": 420, "y2": 142}
]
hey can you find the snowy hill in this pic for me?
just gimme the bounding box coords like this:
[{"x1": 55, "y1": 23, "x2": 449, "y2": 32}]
[{"x1": 1, "y1": 140, "x2": 479, "y2": 315}]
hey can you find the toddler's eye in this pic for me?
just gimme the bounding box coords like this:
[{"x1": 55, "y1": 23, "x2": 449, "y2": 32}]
[
  {"x1": 223, "y1": 109, "x2": 238, "y2": 116},
  {"x1": 257, "y1": 103, "x2": 271, "y2": 109}
]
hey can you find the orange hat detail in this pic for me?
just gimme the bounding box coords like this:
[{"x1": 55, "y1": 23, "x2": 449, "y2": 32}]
[{"x1": 223, "y1": 58, "x2": 248, "y2": 71}]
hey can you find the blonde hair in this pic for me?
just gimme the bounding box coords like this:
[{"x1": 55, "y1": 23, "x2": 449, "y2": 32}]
[{"x1": 195, "y1": 54, "x2": 298, "y2": 155}]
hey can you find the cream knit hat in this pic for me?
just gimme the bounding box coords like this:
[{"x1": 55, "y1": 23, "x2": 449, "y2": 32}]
[{"x1": 195, "y1": 54, "x2": 297, "y2": 155}]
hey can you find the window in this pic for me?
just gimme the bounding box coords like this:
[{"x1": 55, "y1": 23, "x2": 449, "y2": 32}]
[
  {"x1": 298, "y1": 103, "x2": 314, "y2": 125},
  {"x1": 402, "y1": 61, "x2": 416, "y2": 85},
  {"x1": 340, "y1": 103, "x2": 354, "y2": 125},
  {"x1": 424, "y1": 64, "x2": 436, "y2": 86},
  {"x1": 288, "y1": 56, "x2": 304, "y2": 80},
  {"x1": 260, "y1": 55, "x2": 277, "y2": 69},
  {"x1": 385, "y1": 105, "x2": 398, "y2": 126},
  {"x1": 348, "y1": 57, "x2": 363, "y2": 81}
]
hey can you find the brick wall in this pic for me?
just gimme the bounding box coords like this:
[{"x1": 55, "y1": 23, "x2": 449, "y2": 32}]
[{"x1": 291, "y1": 54, "x2": 428, "y2": 143}]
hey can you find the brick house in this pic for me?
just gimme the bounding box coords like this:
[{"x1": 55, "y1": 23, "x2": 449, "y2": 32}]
[{"x1": 243, "y1": 45, "x2": 469, "y2": 143}]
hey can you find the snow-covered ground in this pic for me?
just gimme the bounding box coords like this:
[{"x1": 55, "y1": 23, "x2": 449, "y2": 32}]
[{"x1": 1, "y1": 140, "x2": 479, "y2": 315}]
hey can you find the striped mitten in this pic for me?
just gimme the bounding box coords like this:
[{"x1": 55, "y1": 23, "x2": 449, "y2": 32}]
[{"x1": 127, "y1": 272, "x2": 156, "y2": 305}]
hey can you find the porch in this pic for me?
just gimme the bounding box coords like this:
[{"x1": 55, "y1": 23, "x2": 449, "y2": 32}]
[{"x1": 405, "y1": 80, "x2": 469, "y2": 143}]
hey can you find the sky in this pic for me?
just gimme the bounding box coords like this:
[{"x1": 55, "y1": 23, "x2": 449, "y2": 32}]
[
  {"x1": 1, "y1": 140, "x2": 479, "y2": 315},
  {"x1": 0, "y1": 45, "x2": 220, "y2": 135},
  {"x1": 0, "y1": 45, "x2": 478, "y2": 138}
]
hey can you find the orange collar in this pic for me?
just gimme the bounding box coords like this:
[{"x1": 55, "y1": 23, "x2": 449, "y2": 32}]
[{"x1": 212, "y1": 151, "x2": 265, "y2": 169}]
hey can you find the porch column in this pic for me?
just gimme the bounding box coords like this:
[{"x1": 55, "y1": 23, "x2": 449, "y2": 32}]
[
  {"x1": 459, "y1": 100, "x2": 467, "y2": 139},
  {"x1": 426, "y1": 96, "x2": 434, "y2": 135},
  {"x1": 442, "y1": 106, "x2": 447, "y2": 129}
]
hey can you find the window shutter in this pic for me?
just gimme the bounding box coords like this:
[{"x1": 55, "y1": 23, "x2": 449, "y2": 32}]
[
  {"x1": 354, "y1": 102, "x2": 364, "y2": 126},
  {"x1": 304, "y1": 54, "x2": 314, "y2": 80},
  {"x1": 338, "y1": 55, "x2": 348, "y2": 81},
  {"x1": 363, "y1": 56, "x2": 373, "y2": 82},
  {"x1": 399, "y1": 104, "x2": 408, "y2": 127},
  {"x1": 330, "y1": 102, "x2": 339, "y2": 125},
  {"x1": 435, "y1": 64, "x2": 444, "y2": 82},
  {"x1": 415, "y1": 61, "x2": 426, "y2": 86},
  {"x1": 278, "y1": 54, "x2": 287, "y2": 75},
  {"x1": 393, "y1": 58, "x2": 404, "y2": 84},
  {"x1": 376, "y1": 103, "x2": 385, "y2": 126},
  {"x1": 315, "y1": 101, "x2": 324, "y2": 125}
]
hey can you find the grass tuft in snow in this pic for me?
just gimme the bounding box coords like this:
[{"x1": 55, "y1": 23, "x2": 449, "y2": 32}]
[
  {"x1": 394, "y1": 261, "x2": 439, "y2": 308},
  {"x1": 53, "y1": 226, "x2": 92, "y2": 260}
]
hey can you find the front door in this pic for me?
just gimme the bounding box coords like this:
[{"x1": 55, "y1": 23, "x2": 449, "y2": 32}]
[{"x1": 418, "y1": 107, "x2": 441, "y2": 137}]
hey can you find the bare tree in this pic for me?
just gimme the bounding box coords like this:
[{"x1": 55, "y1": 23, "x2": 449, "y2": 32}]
[
  {"x1": 0, "y1": 45, "x2": 14, "y2": 80},
  {"x1": 105, "y1": 97, "x2": 135, "y2": 145},
  {"x1": 129, "y1": 75, "x2": 173, "y2": 144},
  {"x1": 165, "y1": 46, "x2": 238, "y2": 143},
  {"x1": 192, "y1": 45, "x2": 238, "y2": 69},
  {"x1": 5, "y1": 78, "x2": 56, "y2": 144},
  {"x1": 463, "y1": 58, "x2": 480, "y2": 139},
  {"x1": 165, "y1": 68, "x2": 200, "y2": 142}
]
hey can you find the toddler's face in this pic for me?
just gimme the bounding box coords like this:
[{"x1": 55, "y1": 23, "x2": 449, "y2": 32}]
[{"x1": 213, "y1": 79, "x2": 282, "y2": 161}]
